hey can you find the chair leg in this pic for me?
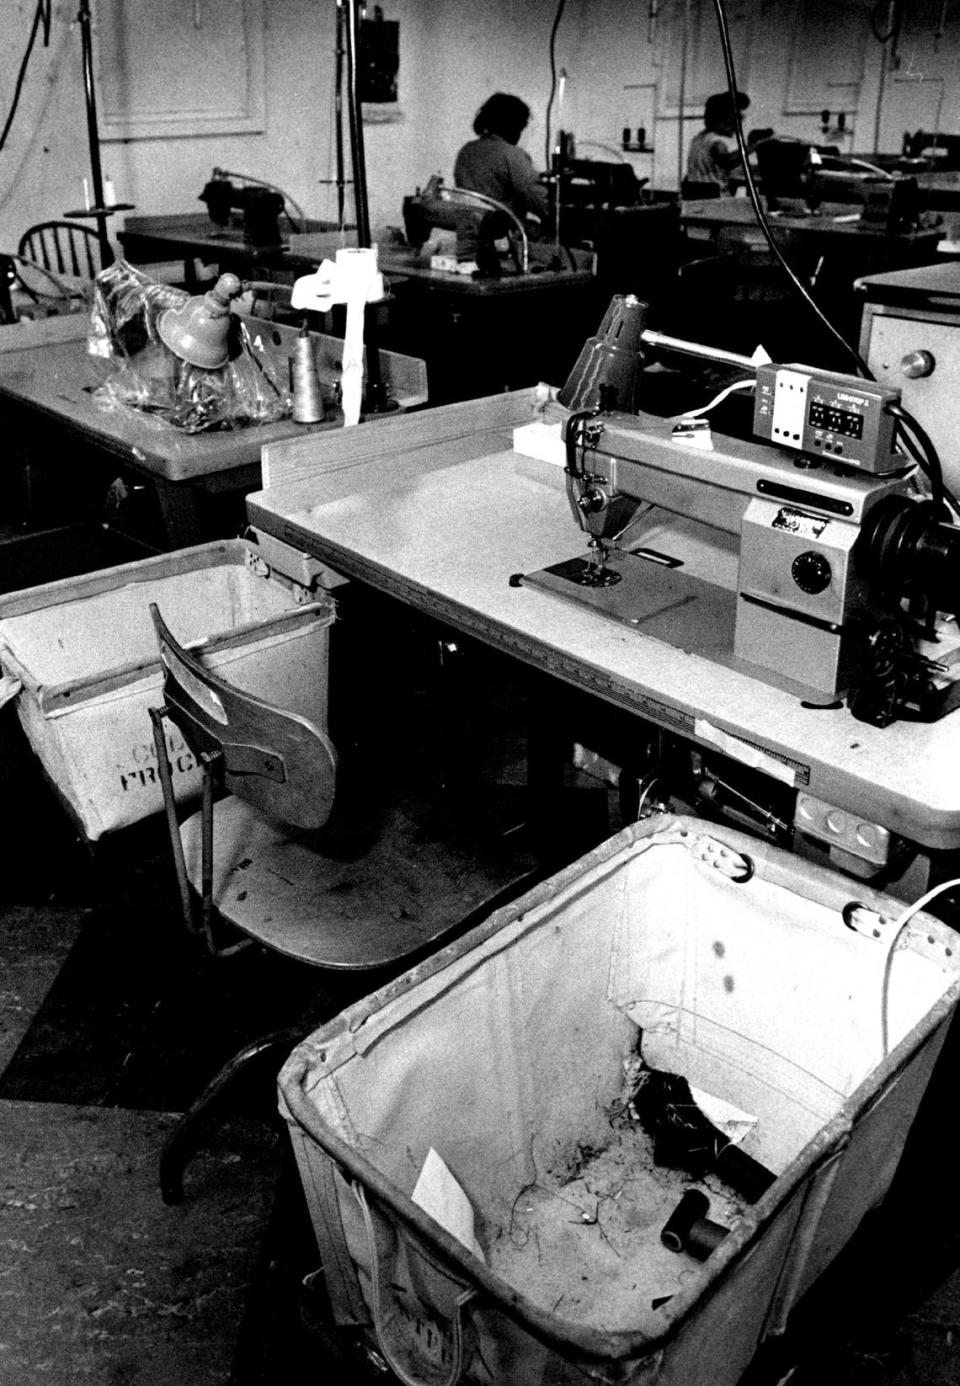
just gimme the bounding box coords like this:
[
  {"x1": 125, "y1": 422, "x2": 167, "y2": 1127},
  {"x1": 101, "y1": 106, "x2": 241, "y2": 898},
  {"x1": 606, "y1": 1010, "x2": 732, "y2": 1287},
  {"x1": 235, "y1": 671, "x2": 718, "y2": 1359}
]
[
  {"x1": 160, "y1": 1025, "x2": 306, "y2": 1205},
  {"x1": 150, "y1": 705, "x2": 195, "y2": 931}
]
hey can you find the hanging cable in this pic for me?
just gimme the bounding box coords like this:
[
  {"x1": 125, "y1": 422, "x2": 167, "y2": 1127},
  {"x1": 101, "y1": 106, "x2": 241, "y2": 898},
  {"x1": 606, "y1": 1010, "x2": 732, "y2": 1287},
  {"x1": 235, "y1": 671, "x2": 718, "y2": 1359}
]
[
  {"x1": 0, "y1": 0, "x2": 53, "y2": 153},
  {"x1": 886, "y1": 401, "x2": 958, "y2": 517},
  {"x1": 544, "y1": 0, "x2": 568, "y2": 171},
  {"x1": 708, "y1": 0, "x2": 874, "y2": 379},
  {"x1": 880, "y1": 875, "x2": 960, "y2": 1058}
]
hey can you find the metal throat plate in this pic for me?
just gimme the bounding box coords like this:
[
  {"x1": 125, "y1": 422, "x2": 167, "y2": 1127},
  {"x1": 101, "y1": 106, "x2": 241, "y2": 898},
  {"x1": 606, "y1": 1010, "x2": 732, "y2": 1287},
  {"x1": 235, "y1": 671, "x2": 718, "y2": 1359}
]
[{"x1": 523, "y1": 550, "x2": 737, "y2": 658}]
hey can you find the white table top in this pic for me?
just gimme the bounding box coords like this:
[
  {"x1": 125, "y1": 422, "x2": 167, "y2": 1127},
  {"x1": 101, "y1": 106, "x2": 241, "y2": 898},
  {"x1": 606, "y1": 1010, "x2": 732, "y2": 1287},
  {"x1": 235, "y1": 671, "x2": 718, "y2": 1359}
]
[{"x1": 247, "y1": 394, "x2": 960, "y2": 852}]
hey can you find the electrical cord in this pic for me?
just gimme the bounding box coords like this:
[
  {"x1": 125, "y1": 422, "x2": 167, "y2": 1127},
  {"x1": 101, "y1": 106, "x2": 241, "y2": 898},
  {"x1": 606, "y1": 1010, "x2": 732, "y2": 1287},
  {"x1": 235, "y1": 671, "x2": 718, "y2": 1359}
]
[
  {"x1": 544, "y1": 0, "x2": 568, "y2": 172},
  {"x1": 880, "y1": 875, "x2": 960, "y2": 1057},
  {"x1": 886, "y1": 400, "x2": 959, "y2": 517},
  {"x1": 708, "y1": 0, "x2": 874, "y2": 379},
  {"x1": 677, "y1": 377, "x2": 755, "y2": 420},
  {"x1": 0, "y1": 0, "x2": 53, "y2": 153}
]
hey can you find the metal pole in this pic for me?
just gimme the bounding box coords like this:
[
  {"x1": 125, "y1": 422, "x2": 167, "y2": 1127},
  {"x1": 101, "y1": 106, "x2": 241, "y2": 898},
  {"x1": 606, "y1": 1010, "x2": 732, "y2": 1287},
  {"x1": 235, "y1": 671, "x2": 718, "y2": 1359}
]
[
  {"x1": 872, "y1": 40, "x2": 888, "y2": 158},
  {"x1": 77, "y1": 0, "x2": 113, "y2": 266},
  {"x1": 341, "y1": 0, "x2": 387, "y2": 410},
  {"x1": 343, "y1": 0, "x2": 371, "y2": 247},
  {"x1": 677, "y1": 0, "x2": 691, "y2": 193},
  {"x1": 334, "y1": 0, "x2": 347, "y2": 230},
  {"x1": 641, "y1": 328, "x2": 757, "y2": 373}
]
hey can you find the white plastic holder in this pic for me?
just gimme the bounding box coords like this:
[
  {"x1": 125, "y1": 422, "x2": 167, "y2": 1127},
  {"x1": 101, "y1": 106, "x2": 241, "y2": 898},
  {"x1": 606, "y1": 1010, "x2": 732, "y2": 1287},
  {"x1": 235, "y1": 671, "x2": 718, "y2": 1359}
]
[{"x1": 291, "y1": 248, "x2": 386, "y2": 427}]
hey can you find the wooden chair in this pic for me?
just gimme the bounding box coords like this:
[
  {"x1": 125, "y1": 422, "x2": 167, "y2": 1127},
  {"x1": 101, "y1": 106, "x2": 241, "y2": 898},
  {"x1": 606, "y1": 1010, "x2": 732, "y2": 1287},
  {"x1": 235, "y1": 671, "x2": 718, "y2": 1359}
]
[
  {"x1": 148, "y1": 601, "x2": 536, "y2": 1202},
  {"x1": 16, "y1": 220, "x2": 104, "y2": 301}
]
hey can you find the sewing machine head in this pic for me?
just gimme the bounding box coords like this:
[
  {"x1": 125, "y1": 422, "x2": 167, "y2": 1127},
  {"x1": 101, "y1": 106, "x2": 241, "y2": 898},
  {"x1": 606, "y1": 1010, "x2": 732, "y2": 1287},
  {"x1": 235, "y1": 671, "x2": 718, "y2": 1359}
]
[
  {"x1": 402, "y1": 175, "x2": 528, "y2": 276},
  {"x1": 526, "y1": 295, "x2": 960, "y2": 727},
  {"x1": 199, "y1": 174, "x2": 284, "y2": 246}
]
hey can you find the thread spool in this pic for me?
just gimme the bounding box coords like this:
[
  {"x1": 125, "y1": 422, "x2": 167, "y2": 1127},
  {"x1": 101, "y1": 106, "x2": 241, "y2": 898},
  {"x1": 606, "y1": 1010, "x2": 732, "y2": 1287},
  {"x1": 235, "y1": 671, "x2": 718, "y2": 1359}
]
[
  {"x1": 291, "y1": 330, "x2": 324, "y2": 424},
  {"x1": 660, "y1": 1189, "x2": 729, "y2": 1261}
]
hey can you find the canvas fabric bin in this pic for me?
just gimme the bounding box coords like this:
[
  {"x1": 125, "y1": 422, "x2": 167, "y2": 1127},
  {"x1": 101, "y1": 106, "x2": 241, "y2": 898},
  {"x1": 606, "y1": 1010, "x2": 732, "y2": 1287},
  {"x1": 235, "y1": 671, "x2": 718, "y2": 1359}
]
[
  {"x1": 0, "y1": 535, "x2": 335, "y2": 841},
  {"x1": 279, "y1": 815, "x2": 960, "y2": 1386}
]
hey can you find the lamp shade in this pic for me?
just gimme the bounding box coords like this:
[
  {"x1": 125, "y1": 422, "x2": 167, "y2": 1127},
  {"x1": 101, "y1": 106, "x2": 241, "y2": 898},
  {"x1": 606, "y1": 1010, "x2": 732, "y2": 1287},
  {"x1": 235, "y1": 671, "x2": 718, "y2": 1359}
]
[
  {"x1": 157, "y1": 272, "x2": 244, "y2": 369},
  {"x1": 557, "y1": 294, "x2": 648, "y2": 413}
]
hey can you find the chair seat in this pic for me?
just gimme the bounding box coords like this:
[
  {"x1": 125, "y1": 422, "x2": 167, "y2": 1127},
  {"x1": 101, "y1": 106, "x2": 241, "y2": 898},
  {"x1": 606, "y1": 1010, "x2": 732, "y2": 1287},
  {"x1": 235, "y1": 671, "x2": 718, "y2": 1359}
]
[{"x1": 181, "y1": 795, "x2": 534, "y2": 969}]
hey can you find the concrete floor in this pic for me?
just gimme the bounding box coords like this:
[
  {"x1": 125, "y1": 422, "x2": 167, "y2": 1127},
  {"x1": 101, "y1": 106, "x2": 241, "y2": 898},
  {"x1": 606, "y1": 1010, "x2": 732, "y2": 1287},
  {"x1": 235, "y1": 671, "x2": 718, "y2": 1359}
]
[{"x1": 2, "y1": 598, "x2": 960, "y2": 1385}]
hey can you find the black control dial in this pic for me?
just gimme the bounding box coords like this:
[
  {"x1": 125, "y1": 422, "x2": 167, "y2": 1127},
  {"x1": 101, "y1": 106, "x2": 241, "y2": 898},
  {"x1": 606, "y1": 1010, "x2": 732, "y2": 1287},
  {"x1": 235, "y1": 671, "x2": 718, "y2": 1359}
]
[{"x1": 792, "y1": 550, "x2": 832, "y2": 594}]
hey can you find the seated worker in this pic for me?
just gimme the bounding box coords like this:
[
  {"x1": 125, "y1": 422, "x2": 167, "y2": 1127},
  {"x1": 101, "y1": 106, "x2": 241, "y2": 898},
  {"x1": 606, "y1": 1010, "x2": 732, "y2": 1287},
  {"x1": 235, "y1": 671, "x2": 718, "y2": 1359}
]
[
  {"x1": 685, "y1": 91, "x2": 768, "y2": 195},
  {"x1": 453, "y1": 92, "x2": 549, "y2": 228}
]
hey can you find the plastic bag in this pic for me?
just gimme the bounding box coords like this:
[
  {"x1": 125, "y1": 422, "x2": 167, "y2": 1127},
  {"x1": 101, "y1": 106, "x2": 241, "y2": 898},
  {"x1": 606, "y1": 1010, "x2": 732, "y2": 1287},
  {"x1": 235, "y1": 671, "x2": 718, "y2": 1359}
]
[{"x1": 87, "y1": 259, "x2": 291, "y2": 433}]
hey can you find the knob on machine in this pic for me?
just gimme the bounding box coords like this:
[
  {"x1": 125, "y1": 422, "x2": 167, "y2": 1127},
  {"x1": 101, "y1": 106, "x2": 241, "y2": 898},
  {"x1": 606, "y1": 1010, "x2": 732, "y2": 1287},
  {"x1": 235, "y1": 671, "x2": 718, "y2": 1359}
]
[{"x1": 900, "y1": 349, "x2": 935, "y2": 380}]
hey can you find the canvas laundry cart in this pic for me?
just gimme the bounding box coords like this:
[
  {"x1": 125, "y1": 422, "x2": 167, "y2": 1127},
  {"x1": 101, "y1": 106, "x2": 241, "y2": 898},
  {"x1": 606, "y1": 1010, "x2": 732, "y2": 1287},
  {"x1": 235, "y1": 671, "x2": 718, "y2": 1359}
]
[
  {"x1": 280, "y1": 815, "x2": 960, "y2": 1386},
  {"x1": 0, "y1": 533, "x2": 335, "y2": 840}
]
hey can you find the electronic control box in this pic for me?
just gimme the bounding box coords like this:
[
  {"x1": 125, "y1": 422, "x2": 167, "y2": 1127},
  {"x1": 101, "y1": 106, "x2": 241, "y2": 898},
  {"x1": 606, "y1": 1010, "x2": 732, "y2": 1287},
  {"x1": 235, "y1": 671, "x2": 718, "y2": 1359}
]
[{"x1": 753, "y1": 364, "x2": 901, "y2": 473}]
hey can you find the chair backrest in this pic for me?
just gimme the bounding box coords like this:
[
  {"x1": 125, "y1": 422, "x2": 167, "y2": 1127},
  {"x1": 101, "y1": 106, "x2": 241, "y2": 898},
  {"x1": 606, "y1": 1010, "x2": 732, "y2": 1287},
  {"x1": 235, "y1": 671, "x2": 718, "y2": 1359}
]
[
  {"x1": 150, "y1": 602, "x2": 336, "y2": 831},
  {"x1": 18, "y1": 221, "x2": 103, "y2": 280}
]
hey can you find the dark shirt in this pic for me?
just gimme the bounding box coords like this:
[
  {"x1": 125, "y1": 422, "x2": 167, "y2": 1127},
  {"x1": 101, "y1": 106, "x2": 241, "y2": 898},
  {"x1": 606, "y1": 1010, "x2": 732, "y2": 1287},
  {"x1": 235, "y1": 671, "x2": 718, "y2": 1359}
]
[{"x1": 453, "y1": 133, "x2": 548, "y2": 221}]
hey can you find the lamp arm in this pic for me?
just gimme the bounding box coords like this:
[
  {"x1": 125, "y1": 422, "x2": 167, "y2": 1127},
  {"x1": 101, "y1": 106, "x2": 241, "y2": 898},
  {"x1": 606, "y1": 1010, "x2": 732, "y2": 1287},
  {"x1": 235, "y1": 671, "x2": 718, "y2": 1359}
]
[
  {"x1": 444, "y1": 187, "x2": 530, "y2": 272},
  {"x1": 845, "y1": 157, "x2": 895, "y2": 181},
  {"x1": 641, "y1": 327, "x2": 758, "y2": 372}
]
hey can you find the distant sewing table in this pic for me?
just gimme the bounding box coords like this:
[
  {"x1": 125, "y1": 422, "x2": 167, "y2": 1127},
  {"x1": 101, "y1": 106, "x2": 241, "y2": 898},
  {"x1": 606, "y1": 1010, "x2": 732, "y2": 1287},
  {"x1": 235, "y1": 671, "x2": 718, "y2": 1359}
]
[
  {"x1": 0, "y1": 315, "x2": 426, "y2": 550},
  {"x1": 373, "y1": 248, "x2": 597, "y2": 403},
  {"x1": 847, "y1": 160, "x2": 960, "y2": 213},
  {"x1": 245, "y1": 391, "x2": 960, "y2": 892},
  {"x1": 118, "y1": 216, "x2": 596, "y2": 403},
  {"x1": 117, "y1": 213, "x2": 350, "y2": 287},
  {"x1": 681, "y1": 196, "x2": 944, "y2": 350},
  {"x1": 681, "y1": 196, "x2": 942, "y2": 264}
]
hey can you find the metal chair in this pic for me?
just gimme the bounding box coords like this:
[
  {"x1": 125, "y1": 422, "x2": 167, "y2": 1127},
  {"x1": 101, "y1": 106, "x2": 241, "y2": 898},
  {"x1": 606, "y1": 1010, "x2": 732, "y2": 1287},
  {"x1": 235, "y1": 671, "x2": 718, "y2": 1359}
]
[
  {"x1": 148, "y1": 601, "x2": 536, "y2": 1202},
  {"x1": 16, "y1": 220, "x2": 103, "y2": 300}
]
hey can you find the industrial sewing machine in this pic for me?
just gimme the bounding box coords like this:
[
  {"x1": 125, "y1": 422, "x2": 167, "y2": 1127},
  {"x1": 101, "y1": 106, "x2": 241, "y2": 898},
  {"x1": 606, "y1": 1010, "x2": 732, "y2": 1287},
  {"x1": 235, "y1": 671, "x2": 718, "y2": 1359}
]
[
  {"x1": 753, "y1": 138, "x2": 921, "y2": 230},
  {"x1": 199, "y1": 172, "x2": 285, "y2": 247},
  {"x1": 521, "y1": 295, "x2": 960, "y2": 729},
  {"x1": 402, "y1": 175, "x2": 530, "y2": 276}
]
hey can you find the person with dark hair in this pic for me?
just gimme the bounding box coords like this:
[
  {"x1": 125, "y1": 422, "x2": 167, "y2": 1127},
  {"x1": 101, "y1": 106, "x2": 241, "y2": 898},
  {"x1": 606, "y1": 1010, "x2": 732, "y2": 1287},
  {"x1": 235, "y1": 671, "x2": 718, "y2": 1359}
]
[
  {"x1": 453, "y1": 92, "x2": 549, "y2": 224},
  {"x1": 685, "y1": 90, "x2": 753, "y2": 194}
]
